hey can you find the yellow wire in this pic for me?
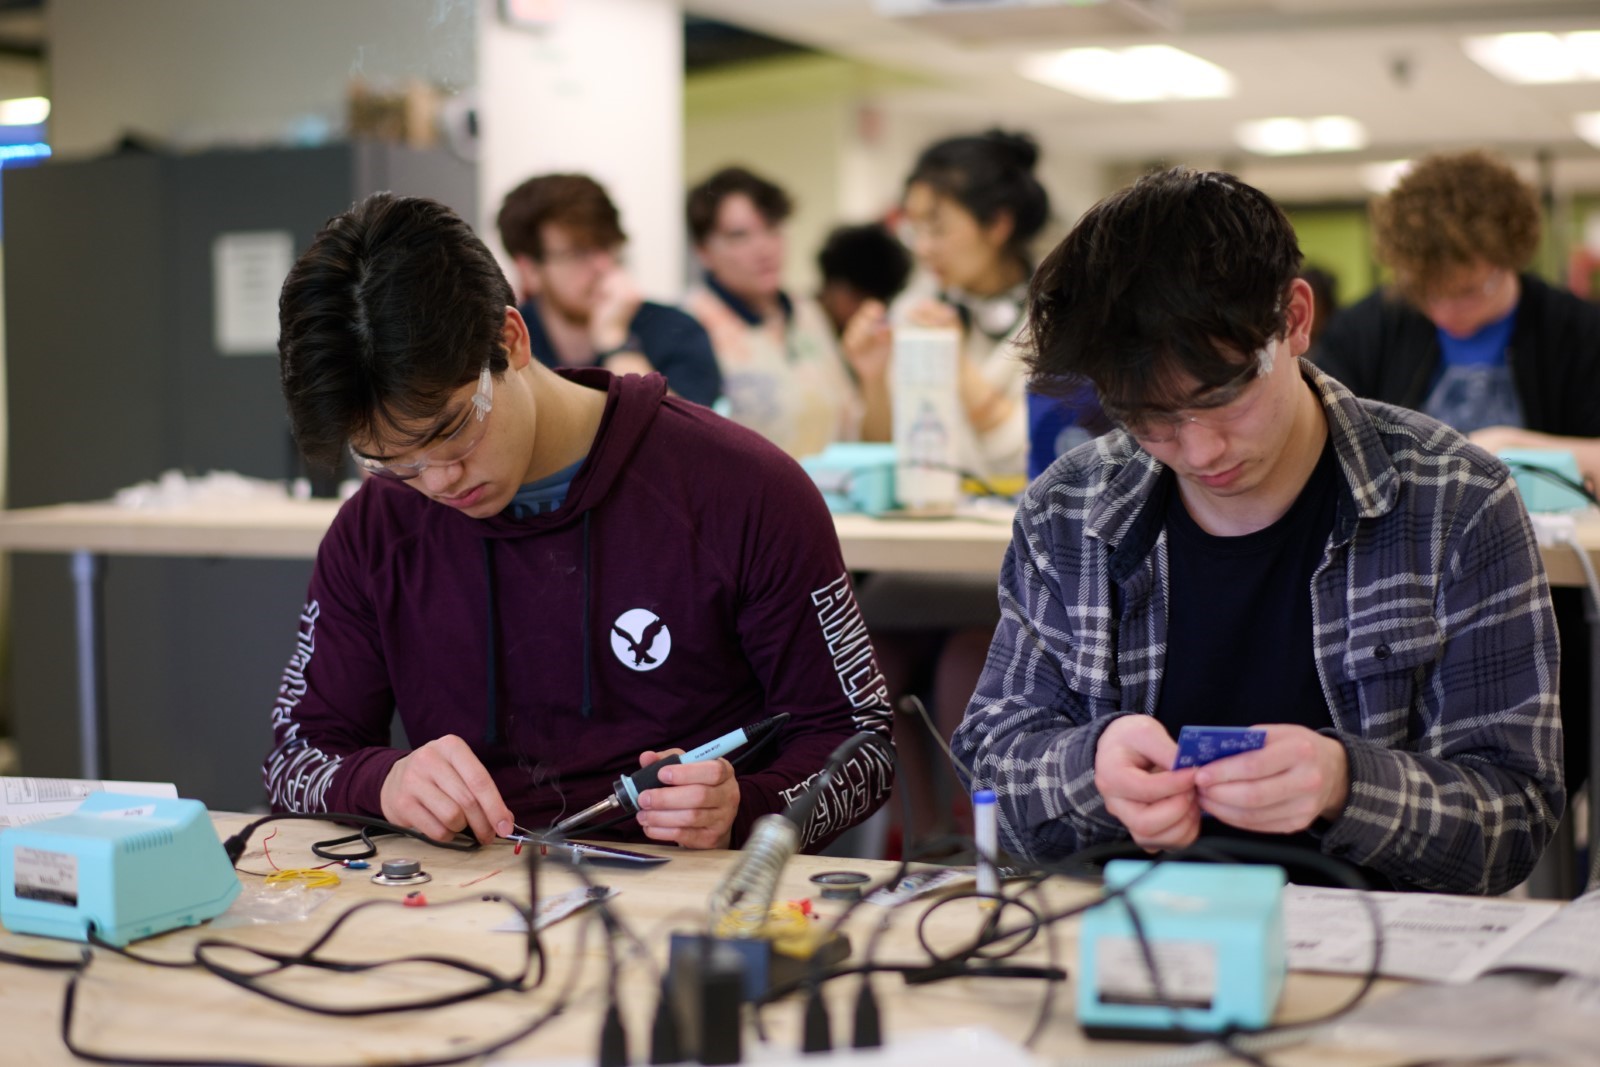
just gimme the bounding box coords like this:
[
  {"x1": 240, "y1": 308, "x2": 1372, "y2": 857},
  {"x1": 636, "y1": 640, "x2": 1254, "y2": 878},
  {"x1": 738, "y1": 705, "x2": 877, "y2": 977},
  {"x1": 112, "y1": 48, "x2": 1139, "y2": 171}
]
[{"x1": 265, "y1": 868, "x2": 342, "y2": 890}]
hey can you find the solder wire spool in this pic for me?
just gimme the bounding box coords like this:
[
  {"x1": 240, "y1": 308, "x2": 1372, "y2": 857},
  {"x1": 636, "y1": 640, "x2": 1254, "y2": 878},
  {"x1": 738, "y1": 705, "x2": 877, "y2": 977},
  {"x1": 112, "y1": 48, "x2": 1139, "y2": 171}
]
[
  {"x1": 810, "y1": 870, "x2": 871, "y2": 902},
  {"x1": 371, "y1": 857, "x2": 432, "y2": 887}
]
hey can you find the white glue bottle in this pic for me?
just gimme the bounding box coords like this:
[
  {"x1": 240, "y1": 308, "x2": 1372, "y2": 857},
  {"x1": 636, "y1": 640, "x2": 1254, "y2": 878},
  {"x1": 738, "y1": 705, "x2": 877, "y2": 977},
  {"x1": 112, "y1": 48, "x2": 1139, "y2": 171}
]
[{"x1": 892, "y1": 326, "x2": 961, "y2": 513}]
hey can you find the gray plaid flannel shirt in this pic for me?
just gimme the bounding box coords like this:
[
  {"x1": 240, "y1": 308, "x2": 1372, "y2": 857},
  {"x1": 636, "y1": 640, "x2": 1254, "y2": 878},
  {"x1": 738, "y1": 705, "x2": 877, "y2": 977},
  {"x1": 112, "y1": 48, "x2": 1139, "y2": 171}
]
[{"x1": 952, "y1": 362, "x2": 1564, "y2": 894}]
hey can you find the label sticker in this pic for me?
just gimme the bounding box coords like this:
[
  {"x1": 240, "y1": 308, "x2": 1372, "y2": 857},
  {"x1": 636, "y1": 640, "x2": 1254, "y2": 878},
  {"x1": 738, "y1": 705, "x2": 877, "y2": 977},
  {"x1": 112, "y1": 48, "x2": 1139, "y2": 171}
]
[
  {"x1": 1094, "y1": 937, "x2": 1217, "y2": 1009},
  {"x1": 13, "y1": 847, "x2": 79, "y2": 907},
  {"x1": 89, "y1": 805, "x2": 158, "y2": 819}
]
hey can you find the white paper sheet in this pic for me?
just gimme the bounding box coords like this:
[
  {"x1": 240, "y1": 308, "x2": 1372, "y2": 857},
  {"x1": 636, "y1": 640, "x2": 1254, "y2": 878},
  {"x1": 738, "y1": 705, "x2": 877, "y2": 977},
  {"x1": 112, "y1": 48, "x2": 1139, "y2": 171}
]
[
  {"x1": 1283, "y1": 884, "x2": 1561, "y2": 983},
  {"x1": 1484, "y1": 888, "x2": 1600, "y2": 981},
  {"x1": 0, "y1": 776, "x2": 179, "y2": 828}
]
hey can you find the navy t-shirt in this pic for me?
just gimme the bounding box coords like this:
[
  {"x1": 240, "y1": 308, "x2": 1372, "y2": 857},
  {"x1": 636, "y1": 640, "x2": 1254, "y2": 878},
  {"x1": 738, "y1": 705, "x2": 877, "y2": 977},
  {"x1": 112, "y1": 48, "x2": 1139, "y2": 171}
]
[
  {"x1": 1155, "y1": 439, "x2": 1338, "y2": 733},
  {"x1": 521, "y1": 299, "x2": 724, "y2": 409},
  {"x1": 1154, "y1": 440, "x2": 1369, "y2": 883}
]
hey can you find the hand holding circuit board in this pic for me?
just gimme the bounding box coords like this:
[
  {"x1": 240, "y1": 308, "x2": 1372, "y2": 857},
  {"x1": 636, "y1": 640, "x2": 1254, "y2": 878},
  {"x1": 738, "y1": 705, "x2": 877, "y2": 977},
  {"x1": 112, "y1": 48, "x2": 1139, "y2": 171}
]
[{"x1": 1171, "y1": 726, "x2": 1267, "y2": 770}]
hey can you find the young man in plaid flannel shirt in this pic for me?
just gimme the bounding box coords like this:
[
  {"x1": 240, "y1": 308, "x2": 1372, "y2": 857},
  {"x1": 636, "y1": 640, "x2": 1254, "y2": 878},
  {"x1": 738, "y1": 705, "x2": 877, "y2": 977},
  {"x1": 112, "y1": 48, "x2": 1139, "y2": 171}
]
[{"x1": 951, "y1": 168, "x2": 1562, "y2": 894}]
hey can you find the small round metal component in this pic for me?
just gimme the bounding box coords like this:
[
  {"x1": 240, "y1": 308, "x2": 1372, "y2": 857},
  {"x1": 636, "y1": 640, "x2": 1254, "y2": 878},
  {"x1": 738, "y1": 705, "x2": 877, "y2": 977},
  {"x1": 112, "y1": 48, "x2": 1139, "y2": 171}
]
[
  {"x1": 371, "y1": 857, "x2": 432, "y2": 887},
  {"x1": 810, "y1": 869, "x2": 871, "y2": 901}
]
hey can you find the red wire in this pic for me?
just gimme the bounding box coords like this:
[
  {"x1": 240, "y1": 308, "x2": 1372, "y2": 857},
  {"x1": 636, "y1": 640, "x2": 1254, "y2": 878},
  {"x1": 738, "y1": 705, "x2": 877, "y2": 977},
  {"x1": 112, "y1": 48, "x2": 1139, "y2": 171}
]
[{"x1": 261, "y1": 828, "x2": 281, "y2": 871}]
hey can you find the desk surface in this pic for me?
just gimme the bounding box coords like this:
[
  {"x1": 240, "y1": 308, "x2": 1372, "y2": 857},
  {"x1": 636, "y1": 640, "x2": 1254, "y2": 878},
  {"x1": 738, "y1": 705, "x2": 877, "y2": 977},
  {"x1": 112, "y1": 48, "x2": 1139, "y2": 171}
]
[
  {"x1": 0, "y1": 815, "x2": 1406, "y2": 1066},
  {"x1": 0, "y1": 497, "x2": 1597, "y2": 588}
]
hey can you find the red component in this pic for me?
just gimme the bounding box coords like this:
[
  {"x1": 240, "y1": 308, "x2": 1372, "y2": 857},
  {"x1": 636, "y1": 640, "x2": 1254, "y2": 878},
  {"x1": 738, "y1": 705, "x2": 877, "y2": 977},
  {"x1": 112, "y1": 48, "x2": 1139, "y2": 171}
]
[
  {"x1": 513, "y1": 842, "x2": 523, "y2": 856},
  {"x1": 403, "y1": 892, "x2": 428, "y2": 907}
]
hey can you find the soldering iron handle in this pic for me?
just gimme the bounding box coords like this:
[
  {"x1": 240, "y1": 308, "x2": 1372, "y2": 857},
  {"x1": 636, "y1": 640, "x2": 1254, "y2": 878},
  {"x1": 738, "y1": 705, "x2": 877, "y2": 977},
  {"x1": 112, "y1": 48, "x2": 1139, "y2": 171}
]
[{"x1": 619, "y1": 754, "x2": 684, "y2": 808}]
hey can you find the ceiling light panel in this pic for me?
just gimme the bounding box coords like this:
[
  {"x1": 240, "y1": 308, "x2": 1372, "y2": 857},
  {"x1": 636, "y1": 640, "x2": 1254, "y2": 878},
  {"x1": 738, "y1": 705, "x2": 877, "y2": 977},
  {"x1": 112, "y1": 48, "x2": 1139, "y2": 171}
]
[
  {"x1": 1575, "y1": 111, "x2": 1600, "y2": 149},
  {"x1": 1235, "y1": 115, "x2": 1368, "y2": 156},
  {"x1": 1018, "y1": 45, "x2": 1234, "y2": 103},
  {"x1": 1463, "y1": 31, "x2": 1600, "y2": 85}
]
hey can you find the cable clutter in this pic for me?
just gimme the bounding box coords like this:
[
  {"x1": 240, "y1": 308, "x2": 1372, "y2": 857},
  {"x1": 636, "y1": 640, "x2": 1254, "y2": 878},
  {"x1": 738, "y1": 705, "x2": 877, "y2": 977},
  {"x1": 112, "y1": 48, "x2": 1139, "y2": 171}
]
[{"x1": 0, "y1": 717, "x2": 1388, "y2": 1067}]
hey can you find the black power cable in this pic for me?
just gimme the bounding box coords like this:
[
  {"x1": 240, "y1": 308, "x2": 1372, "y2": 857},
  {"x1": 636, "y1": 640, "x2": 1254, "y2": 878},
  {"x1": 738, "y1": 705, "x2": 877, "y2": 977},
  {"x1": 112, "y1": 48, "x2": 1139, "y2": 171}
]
[
  {"x1": 220, "y1": 812, "x2": 481, "y2": 867},
  {"x1": 44, "y1": 822, "x2": 578, "y2": 1067}
]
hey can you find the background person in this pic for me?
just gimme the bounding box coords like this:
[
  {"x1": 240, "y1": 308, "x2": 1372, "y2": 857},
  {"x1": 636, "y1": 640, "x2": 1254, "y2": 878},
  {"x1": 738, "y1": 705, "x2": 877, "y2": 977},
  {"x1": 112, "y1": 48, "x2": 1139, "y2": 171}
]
[
  {"x1": 842, "y1": 129, "x2": 1052, "y2": 472},
  {"x1": 815, "y1": 221, "x2": 913, "y2": 338},
  {"x1": 684, "y1": 166, "x2": 864, "y2": 458},
  {"x1": 497, "y1": 172, "x2": 722, "y2": 408},
  {"x1": 843, "y1": 131, "x2": 1089, "y2": 857}
]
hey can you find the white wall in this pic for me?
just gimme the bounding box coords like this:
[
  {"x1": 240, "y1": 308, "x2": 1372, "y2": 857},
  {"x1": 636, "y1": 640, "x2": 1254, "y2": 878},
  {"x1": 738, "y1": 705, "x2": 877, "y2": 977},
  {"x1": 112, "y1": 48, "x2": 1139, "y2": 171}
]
[
  {"x1": 48, "y1": 0, "x2": 476, "y2": 157},
  {"x1": 477, "y1": 0, "x2": 684, "y2": 300}
]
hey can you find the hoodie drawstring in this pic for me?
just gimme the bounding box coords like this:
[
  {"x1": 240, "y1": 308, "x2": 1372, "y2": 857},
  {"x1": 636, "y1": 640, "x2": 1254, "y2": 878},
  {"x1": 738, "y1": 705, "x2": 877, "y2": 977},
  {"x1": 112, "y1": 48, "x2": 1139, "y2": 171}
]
[
  {"x1": 482, "y1": 538, "x2": 500, "y2": 746},
  {"x1": 581, "y1": 510, "x2": 594, "y2": 719}
]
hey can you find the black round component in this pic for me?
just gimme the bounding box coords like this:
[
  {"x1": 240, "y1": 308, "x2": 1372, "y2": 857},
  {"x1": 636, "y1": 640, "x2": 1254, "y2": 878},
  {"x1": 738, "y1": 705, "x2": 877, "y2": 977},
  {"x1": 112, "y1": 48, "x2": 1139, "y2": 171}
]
[
  {"x1": 371, "y1": 857, "x2": 432, "y2": 887},
  {"x1": 382, "y1": 858, "x2": 423, "y2": 879},
  {"x1": 810, "y1": 870, "x2": 871, "y2": 900}
]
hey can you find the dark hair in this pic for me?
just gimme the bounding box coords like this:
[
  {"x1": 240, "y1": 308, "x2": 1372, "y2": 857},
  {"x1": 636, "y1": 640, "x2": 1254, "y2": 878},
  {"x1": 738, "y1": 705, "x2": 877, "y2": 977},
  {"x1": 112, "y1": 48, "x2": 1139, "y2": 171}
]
[
  {"x1": 685, "y1": 166, "x2": 793, "y2": 244},
  {"x1": 1026, "y1": 167, "x2": 1303, "y2": 409},
  {"x1": 278, "y1": 192, "x2": 514, "y2": 470},
  {"x1": 905, "y1": 129, "x2": 1049, "y2": 265},
  {"x1": 496, "y1": 173, "x2": 626, "y2": 261},
  {"x1": 817, "y1": 223, "x2": 913, "y2": 303},
  {"x1": 1300, "y1": 265, "x2": 1339, "y2": 342}
]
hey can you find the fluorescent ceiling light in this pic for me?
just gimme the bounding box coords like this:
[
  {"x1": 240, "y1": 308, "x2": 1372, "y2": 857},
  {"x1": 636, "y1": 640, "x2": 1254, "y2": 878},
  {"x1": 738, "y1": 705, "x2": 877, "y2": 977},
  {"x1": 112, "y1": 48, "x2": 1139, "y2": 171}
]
[
  {"x1": 1018, "y1": 45, "x2": 1234, "y2": 103},
  {"x1": 1235, "y1": 115, "x2": 1368, "y2": 156},
  {"x1": 1576, "y1": 111, "x2": 1600, "y2": 149},
  {"x1": 1463, "y1": 31, "x2": 1600, "y2": 84},
  {"x1": 1360, "y1": 159, "x2": 1414, "y2": 195},
  {"x1": 0, "y1": 97, "x2": 49, "y2": 125}
]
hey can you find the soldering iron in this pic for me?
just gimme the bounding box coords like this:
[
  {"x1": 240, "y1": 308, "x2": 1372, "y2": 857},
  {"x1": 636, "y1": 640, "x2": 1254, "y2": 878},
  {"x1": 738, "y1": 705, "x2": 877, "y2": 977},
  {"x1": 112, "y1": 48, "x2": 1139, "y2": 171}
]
[{"x1": 550, "y1": 713, "x2": 790, "y2": 837}]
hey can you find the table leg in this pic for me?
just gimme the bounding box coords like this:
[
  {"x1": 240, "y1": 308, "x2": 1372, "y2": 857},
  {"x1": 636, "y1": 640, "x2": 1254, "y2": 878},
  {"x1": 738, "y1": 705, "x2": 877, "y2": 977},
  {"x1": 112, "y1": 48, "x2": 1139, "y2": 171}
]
[{"x1": 70, "y1": 550, "x2": 105, "y2": 780}]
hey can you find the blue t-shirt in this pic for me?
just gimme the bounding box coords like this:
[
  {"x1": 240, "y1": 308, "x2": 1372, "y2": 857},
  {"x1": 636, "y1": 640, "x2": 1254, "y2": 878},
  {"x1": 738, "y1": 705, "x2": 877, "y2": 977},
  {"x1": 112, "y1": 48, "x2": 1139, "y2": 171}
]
[
  {"x1": 1422, "y1": 308, "x2": 1523, "y2": 434},
  {"x1": 1027, "y1": 384, "x2": 1106, "y2": 481},
  {"x1": 505, "y1": 459, "x2": 585, "y2": 520}
]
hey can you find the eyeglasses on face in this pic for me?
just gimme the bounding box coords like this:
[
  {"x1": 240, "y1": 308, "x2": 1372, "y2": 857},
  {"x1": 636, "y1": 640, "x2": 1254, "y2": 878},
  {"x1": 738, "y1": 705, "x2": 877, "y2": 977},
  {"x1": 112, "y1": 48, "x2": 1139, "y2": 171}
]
[
  {"x1": 1414, "y1": 267, "x2": 1508, "y2": 310},
  {"x1": 1103, "y1": 345, "x2": 1273, "y2": 445},
  {"x1": 352, "y1": 365, "x2": 494, "y2": 481},
  {"x1": 540, "y1": 243, "x2": 621, "y2": 269}
]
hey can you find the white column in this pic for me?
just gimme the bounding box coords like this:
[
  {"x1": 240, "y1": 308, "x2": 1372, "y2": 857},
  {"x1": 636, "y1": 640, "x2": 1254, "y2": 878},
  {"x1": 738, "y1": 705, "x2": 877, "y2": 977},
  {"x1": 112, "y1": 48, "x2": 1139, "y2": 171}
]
[{"x1": 477, "y1": 0, "x2": 684, "y2": 300}]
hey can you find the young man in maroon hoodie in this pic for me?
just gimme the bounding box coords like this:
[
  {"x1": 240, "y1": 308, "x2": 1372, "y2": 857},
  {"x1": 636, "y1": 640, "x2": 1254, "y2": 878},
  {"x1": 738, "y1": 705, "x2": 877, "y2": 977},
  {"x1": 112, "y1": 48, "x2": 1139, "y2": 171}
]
[{"x1": 264, "y1": 193, "x2": 893, "y2": 852}]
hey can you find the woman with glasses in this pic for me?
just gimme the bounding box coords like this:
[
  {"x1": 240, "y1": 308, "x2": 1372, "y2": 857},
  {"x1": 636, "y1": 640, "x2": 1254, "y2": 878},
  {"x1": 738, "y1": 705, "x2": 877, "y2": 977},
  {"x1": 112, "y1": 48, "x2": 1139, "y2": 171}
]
[
  {"x1": 842, "y1": 129, "x2": 1091, "y2": 481},
  {"x1": 842, "y1": 130, "x2": 1104, "y2": 857}
]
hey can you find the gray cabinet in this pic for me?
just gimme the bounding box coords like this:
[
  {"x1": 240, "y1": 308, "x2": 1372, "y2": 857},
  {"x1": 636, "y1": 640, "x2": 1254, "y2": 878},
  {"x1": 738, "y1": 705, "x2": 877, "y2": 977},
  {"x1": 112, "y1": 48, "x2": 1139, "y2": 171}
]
[{"x1": 4, "y1": 143, "x2": 475, "y2": 809}]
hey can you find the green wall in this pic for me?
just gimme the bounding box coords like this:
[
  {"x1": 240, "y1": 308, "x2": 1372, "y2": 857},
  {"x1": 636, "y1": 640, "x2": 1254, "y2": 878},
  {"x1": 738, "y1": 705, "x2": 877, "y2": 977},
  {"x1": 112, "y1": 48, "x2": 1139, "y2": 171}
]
[{"x1": 1285, "y1": 205, "x2": 1376, "y2": 314}]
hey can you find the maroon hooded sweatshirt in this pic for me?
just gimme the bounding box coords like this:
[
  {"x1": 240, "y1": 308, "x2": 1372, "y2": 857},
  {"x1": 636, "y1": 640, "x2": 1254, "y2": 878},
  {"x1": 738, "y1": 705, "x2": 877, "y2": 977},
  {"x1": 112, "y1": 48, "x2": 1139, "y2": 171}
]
[{"x1": 264, "y1": 370, "x2": 894, "y2": 850}]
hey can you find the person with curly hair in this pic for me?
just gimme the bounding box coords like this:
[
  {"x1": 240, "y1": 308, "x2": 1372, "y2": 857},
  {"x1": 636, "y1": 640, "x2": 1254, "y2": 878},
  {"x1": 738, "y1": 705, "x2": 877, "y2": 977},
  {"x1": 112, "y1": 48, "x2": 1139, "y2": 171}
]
[
  {"x1": 1313, "y1": 149, "x2": 1600, "y2": 816},
  {"x1": 1314, "y1": 149, "x2": 1600, "y2": 480}
]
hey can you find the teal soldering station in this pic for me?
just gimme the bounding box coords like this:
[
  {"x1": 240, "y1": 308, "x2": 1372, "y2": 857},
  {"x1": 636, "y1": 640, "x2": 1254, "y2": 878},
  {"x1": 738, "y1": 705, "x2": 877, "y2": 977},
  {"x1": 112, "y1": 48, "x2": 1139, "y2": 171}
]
[
  {"x1": 0, "y1": 793, "x2": 240, "y2": 947},
  {"x1": 1077, "y1": 860, "x2": 1287, "y2": 1039}
]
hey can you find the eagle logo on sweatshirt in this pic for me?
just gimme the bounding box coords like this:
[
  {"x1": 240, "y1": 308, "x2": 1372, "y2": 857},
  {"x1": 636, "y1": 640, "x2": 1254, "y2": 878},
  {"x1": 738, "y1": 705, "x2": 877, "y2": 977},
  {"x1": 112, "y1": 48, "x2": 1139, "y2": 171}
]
[{"x1": 610, "y1": 608, "x2": 672, "y2": 672}]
